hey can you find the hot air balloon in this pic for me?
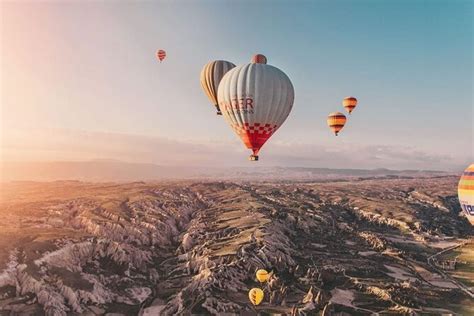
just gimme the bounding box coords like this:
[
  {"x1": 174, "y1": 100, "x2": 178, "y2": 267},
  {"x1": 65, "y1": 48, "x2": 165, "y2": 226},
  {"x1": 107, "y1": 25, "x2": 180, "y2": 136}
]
[
  {"x1": 458, "y1": 164, "x2": 474, "y2": 225},
  {"x1": 156, "y1": 49, "x2": 166, "y2": 62},
  {"x1": 217, "y1": 54, "x2": 295, "y2": 161},
  {"x1": 256, "y1": 269, "x2": 270, "y2": 283},
  {"x1": 327, "y1": 112, "x2": 347, "y2": 136},
  {"x1": 200, "y1": 60, "x2": 236, "y2": 115},
  {"x1": 251, "y1": 54, "x2": 267, "y2": 64},
  {"x1": 343, "y1": 97, "x2": 357, "y2": 114},
  {"x1": 248, "y1": 288, "x2": 264, "y2": 306}
]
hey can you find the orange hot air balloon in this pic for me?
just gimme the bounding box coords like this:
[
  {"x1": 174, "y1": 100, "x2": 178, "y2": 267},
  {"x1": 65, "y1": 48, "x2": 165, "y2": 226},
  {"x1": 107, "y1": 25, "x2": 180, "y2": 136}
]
[
  {"x1": 327, "y1": 112, "x2": 347, "y2": 136},
  {"x1": 343, "y1": 97, "x2": 357, "y2": 114},
  {"x1": 251, "y1": 54, "x2": 267, "y2": 64},
  {"x1": 156, "y1": 49, "x2": 166, "y2": 62}
]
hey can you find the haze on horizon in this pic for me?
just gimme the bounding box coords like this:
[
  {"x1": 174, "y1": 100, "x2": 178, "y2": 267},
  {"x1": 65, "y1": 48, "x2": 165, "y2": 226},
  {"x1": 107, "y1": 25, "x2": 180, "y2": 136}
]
[{"x1": 1, "y1": 0, "x2": 473, "y2": 174}]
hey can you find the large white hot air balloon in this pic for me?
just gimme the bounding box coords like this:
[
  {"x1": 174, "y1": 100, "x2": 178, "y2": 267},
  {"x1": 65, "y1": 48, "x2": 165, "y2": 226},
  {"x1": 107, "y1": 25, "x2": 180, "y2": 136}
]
[{"x1": 217, "y1": 55, "x2": 294, "y2": 161}]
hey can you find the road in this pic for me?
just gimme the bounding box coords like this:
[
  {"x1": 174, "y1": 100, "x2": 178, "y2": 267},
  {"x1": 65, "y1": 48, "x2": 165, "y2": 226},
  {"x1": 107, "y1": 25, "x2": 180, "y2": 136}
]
[{"x1": 427, "y1": 239, "x2": 474, "y2": 299}]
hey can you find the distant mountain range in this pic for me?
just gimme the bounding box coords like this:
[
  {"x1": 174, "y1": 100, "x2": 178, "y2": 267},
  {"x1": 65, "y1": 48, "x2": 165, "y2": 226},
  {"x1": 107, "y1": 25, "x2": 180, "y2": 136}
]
[{"x1": 0, "y1": 160, "x2": 453, "y2": 182}]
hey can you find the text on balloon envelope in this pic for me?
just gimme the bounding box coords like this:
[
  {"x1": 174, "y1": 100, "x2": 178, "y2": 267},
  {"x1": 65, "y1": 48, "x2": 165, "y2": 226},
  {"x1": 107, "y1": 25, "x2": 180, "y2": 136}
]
[{"x1": 220, "y1": 97, "x2": 255, "y2": 114}]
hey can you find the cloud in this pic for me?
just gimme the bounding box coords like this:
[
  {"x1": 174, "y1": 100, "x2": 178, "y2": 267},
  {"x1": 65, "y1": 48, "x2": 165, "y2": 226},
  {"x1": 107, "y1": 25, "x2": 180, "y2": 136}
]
[
  {"x1": 1, "y1": 128, "x2": 245, "y2": 166},
  {"x1": 1, "y1": 128, "x2": 468, "y2": 171},
  {"x1": 259, "y1": 143, "x2": 458, "y2": 170}
]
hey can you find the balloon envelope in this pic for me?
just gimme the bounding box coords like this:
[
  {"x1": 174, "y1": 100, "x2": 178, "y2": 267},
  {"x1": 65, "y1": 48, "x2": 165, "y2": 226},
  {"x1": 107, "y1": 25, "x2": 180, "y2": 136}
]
[
  {"x1": 458, "y1": 164, "x2": 474, "y2": 225},
  {"x1": 217, "y1": 62, "x2": 294, "y2": 160},
  {"x1": 327, "y1": 112, "x2": 347, "y2": 136},
  {"x1": 343, "y1": 97, "x2": 357, "y2": 114},
  {"x1": 156, "y1": 50, "x2": 166, "y2": 62},
  {"x1": 256, "y1": 269, "x2": 270, "y2": 283},
  {"x1": 248, "y1": 288, "x2": 264, "y2": 306},
  {"x1": 200, "y1": 60, "x2": 236, "y2": 115}
]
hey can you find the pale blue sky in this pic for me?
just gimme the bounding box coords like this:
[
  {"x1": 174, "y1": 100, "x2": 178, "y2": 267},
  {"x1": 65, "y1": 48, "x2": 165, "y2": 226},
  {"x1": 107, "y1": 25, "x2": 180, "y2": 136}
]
[{"x1": 1, "y1": 0, "x2": 472, "y2": 170}]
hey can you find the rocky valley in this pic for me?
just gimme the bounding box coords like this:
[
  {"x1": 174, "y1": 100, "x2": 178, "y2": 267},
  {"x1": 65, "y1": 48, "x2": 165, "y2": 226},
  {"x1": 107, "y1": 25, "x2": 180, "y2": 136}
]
[{"x1": 0, "y1": 176, "x2": 472, "y2": 315}]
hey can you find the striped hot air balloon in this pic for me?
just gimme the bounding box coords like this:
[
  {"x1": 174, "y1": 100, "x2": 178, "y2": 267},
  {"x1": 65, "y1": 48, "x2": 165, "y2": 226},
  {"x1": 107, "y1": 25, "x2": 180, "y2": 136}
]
[
  {"x1": 200, "y1": 60, "x2": 236, "y2": 115},
  {"x1": 248, "y1": 288, "x2": 264, "y2": 306},
  {"x1": 156, "y1": 49, "x2": 166, "y2": 62},
  {"x1": 343, "y1": 97, "x2": 357, "y2": 114},
  {"x1": 217, "y1": 55, "x2": 295, "y2": 161},
  {"x1": 458, "y1": 164, "x2": 474, "y2": 225},
  {"x1": 327, "y1": 112, "x2": 347, "y2": 136},
  {"x1": 251, "y1": 54, "x2": 267, "y2": 64}
]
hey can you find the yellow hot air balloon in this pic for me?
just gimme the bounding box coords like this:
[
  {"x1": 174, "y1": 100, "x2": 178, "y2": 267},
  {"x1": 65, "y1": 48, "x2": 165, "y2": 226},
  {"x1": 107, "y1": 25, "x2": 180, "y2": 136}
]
[
  {"x1": 248, "y1": 288, "x2": 264, "y2": 306},
  {"x1": 256, "y1": 269, "x2": 270, "y2": 283},
  {"x1": 458, "y1": 163, "x2": 474, "y2": 225},
  {"x1": 343, "y1": 97, "x2": 357, "y2": 114},
  {"x1": 327, "y1": 112, "x2": 347, "y2": 136}
]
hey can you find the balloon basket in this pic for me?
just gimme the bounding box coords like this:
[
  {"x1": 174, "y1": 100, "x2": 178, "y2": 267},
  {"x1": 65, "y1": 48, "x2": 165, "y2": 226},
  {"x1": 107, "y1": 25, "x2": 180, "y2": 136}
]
[
  {"x1": 249, "y1": 155, "x2": 259, "y2": 161},
  {"x1": 214, "y1": 105, "x2": 222, "y2": 115}
]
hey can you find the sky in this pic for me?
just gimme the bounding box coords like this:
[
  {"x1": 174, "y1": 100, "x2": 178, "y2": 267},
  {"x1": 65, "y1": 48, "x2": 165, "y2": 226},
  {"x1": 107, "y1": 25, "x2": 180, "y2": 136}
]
[{"x1": 1, "y1": 0, "x2": 473, "y2": 171}]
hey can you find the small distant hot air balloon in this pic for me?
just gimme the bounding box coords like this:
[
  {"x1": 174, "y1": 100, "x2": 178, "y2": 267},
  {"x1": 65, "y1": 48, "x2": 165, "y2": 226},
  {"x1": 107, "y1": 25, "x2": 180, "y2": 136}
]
[
  {"x1": 343, "y1": 97, "x2": 357, "y2": 114},
  {"x1": 327, "y1": 112, "x2": 347, "y2": 136},
  {"x1": 248, "y1": 288, "x2": 264, "y2": 306},
  {"x1": 156, "y1": 49, "x2": 166, "y2": 62},
  {"x1": 251, "y1": 54, "x2": 267, "y2": 64},
  {"x1": 458, "y1": 164, "x2": 474, "y2": 225},
  {"x1": 200, "y1": 60, "x2": 236, "y2": 115},
  {"x1": 217, "y1": 54, "x2": 295, "y2": 161},
  {"x1": 256, "y1": 269, "x2": 270, "y2": 283}
]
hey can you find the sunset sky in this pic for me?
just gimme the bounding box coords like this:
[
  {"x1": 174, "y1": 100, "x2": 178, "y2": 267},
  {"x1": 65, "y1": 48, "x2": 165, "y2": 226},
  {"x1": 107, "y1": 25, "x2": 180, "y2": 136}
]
[{"x1": 1, "y1": 0, "x2": 472, "y2": 171}]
